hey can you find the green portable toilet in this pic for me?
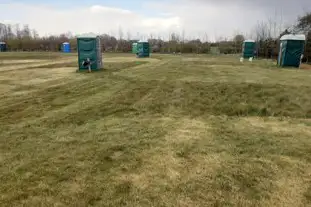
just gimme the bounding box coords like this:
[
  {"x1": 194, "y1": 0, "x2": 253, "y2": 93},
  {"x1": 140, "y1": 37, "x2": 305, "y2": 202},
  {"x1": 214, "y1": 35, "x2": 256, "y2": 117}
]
[
  {"x1": 278, "y1": 34, "x2": 306, "y2": 68},
  {"x1": 77, "y1": 33, "x2": 102, "y2": 71},
  {"x1": 242, "y1": 40, "x2": 256, "y2": 58},
  {"x1": 132, "y1": 42, "x2": 137, "y2": 54},
  {"x1": 210, "y1": 47, "x2": 220, "y2": 55},
  {"x1": 136, "y1": 41, "x2": 150, "y2": 58}
]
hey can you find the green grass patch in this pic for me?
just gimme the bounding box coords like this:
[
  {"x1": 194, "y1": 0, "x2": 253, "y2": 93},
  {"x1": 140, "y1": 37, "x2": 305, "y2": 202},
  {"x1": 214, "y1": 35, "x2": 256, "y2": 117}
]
[{"x1": 1, "y1": 53, "x2": 311, "y2": 206}]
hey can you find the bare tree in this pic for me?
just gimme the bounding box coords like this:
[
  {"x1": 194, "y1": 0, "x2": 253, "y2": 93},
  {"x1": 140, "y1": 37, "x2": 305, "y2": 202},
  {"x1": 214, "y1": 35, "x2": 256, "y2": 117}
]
[
  {"x1": 118, "y1": 26, "x2": 123, "y2": 40},
  {"x1": 126, "y1": 31, "x2": 131, "y2": 41},
  {"x1": 296, "y1": 12, "x2": 311, "y2": 34},
  {"x1": 233, "y1": 33, "x2": 245, "y2": 53},
  {"x1": 32, "y1": 29, "x2": 39, "y2": 39},
  {"x1": 116, "y1": 26, "x2": 123, "y2": 52},
  {"x1": 266, "y1": 9, "x2": 284, "y2": 38},
  {"x1": 254, "y1": 21, "x2": 269, "y2": 42},
  {"x1": 180, "y1": 29, "x2": 186, "y2": 53},
  {"x1": 7, "y1": 25, "x2": 14, "y2": 39},
  {"x1": 14, "y1": 24, "x2": 21, "y2": 40},
  {"x1": 22, "y1": 24, "x2": 31, "y2": 39},
  {"x1": 0, "y1": 23, "x2": 8, "y2": 40}
]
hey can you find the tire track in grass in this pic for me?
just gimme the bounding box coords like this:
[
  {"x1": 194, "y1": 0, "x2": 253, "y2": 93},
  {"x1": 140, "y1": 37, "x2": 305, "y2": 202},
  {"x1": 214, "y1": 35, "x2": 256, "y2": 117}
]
[{"x1": 0, "y1": 58, "x2": 76, "y2": 72}]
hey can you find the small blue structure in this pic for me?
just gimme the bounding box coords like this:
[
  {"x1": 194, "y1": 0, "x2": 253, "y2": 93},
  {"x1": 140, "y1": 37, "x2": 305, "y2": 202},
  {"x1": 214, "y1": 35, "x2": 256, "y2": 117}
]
[
  {"x1": 62, "y1": 42, "x2": 71, "y2": 53},
  {"x1": 0, "y1": 42, "x2": 7, "y2": 52}
]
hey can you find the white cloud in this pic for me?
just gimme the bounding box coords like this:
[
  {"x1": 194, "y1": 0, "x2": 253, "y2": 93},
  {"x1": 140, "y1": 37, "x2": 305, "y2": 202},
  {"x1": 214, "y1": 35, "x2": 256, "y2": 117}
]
[
  {"x1": 0, "y1": 0, "x2": 304, "y2": 40},
  {"x1": 143, "y1": 1, "x2": 266, "y2": 40},
  {"x1": 0, "y1": 2, "x2": 180, "y2": 39},
  {"x1": 89, "y1": 5, "x2": 133, "y2": 15},
  {"x1": 141, "y1": 17, "x2": 180, "y2": 29}
]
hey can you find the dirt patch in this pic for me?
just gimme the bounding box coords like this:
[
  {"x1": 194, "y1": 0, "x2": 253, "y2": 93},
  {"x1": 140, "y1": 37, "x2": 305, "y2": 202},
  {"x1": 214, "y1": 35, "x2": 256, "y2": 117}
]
[
  {"x1": 300, "y1": 64, "x2": 311, "y2": 70},
  {"x1": 0, "y1": 58, "x2": 77, "y2": 72}
]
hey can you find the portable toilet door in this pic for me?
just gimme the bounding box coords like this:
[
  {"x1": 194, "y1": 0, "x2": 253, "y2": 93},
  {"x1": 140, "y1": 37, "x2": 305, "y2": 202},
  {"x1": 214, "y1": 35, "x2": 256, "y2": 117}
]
[
  {"x1": 278, "y1": 42, "x2": 286, "y2": 65},
  {"x1": 132, "y1": 42, "x2": 137, "y2": 54},
  {"x1": 243, "y1": 40, "x2": 256, "y2": 58},
  {"x1": 137, "y1": 41, "x2": 150, "y2": 58},
  {"x1": 278, "y1": 34, "x2": 306, "y2": 68},
  {"x1": 0, "y1": 42, "x2": 7, "y2": 52},
  {"x1": 62, "y1": 42, "x2": 71, "y2": 53}
]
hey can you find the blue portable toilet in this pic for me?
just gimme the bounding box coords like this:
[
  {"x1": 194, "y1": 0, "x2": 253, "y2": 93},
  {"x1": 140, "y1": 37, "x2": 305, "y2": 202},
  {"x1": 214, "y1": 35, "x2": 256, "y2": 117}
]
[
  {"x1": 62, "y1": 42, "x2": 71, "y2": 53},
  {"x1": 0, "y1": 42, "x2": 7, "y2": 52},
  {"x1": 278, "y1": 34, "x2": 306, "y2": 68}
]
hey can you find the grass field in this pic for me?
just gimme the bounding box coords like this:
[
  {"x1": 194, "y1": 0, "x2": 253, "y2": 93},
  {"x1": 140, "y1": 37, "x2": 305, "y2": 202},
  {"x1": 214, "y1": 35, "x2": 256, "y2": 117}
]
[{"x1": 1, "y1": 52, "x2": 311, "y2": 206}]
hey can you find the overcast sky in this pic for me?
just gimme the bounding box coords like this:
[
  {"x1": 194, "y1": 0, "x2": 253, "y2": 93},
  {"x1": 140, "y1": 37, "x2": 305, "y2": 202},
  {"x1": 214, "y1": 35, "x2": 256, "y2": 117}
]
[{"x1": 0, "y1": 0, "x2": 310, "y2": 40}]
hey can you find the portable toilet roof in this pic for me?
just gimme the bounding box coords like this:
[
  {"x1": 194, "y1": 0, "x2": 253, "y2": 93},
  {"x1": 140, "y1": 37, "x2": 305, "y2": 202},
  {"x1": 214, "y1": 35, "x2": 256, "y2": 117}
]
[
  {"x1": 63, "y1": 42, "x2": 70, "y2": 44},
  {"x1": 138, "y1": 40, "x2": 148, "y2": 43},
  {"x1": 244, "y1": 39, "x2": 255, "y2": 42},
  {"x1": 77, "y1": 33, "x2": 99, "y2": 38},
  {"x1": 280, "y1": 34, "x2": 306, "y2": 41},
  {"x1": 0, "y1": 42, "x2": 5, "y2": 44}
]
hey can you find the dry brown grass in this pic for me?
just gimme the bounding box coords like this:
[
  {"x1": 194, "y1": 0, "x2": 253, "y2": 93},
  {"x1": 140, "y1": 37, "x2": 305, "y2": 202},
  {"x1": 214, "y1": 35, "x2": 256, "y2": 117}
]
[{"x1": 1, "y1": 52, "x2": 311, "y2": 206}]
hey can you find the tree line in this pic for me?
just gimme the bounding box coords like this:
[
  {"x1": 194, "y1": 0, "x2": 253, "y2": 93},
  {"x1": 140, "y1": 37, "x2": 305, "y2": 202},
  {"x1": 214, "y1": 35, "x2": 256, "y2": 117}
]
[
  {"x1": 0, "y1": 12, "x2": 310, "y2": 61},
  {"x1": 0, "y1": 24, "x2": 242, "y2": 54}
]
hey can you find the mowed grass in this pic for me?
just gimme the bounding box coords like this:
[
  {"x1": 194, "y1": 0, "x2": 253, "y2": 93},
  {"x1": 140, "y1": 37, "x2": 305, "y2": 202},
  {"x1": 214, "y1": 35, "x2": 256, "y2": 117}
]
[{"x1": 1, "y1": 53, "x2": 311, "y2": 206}]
